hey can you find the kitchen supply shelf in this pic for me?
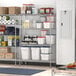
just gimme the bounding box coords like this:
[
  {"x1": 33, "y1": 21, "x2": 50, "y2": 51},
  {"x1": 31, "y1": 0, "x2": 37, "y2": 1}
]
[{"x1": 0, "y1": 6, "x2": 56, "y2": 65}]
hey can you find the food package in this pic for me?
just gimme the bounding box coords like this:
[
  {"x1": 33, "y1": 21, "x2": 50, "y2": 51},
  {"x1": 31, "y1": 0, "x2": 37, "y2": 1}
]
[
  {"x1": 0, "y1": 53, "x2": 5, "y2": 59},
  {"x1": 0, "y1": 47, "x2": 11, "y2": 53},
  {"x1": 5, "y1": 53, "x2": 15, "y2": 59},
  {"x1": 0, "y1": 7, "x2": 8, "y2": 14},
  {"x1": 8, "y1": 7, "x2": 21, "y2": 14}
]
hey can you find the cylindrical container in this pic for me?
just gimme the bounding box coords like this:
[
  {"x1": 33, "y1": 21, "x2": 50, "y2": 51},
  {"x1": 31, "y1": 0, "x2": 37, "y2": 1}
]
[
  {"x1": 31, "y1": 47, "x2": 40, "y2": 60},
  {"x1": 41, "y1": 30, "x2": 47, "y2": 36},
  {"x1": 47, "y1": 15, "x2": 55, "y2": 22},
  {"x1": 1, "y1": 41, "x2": 8, "y2": 46},
  {"x1": 46, "y1": 35, "x2": 51, "y2": 44},
  {"x1": 50, "y1": 35, "x2": 55, "y2": 44},
  {"x1": 43, "y1": 21, "x2": 50, "y2": 28},
  {"x1": 37, "y1": 37, "x2": 45, "y2": 44},
  {"x1": 45, "y1": 8, "x2": 54, "y2": 14},
  {"x1": 41, "y1": 47, "x2": 50, "y2": 53},
  {"x1": 39, "y1": 8, "x2": 45, "y2": 14},
  {"x1": 36, "y1": 22, "x2": 42, "y2": 28}
]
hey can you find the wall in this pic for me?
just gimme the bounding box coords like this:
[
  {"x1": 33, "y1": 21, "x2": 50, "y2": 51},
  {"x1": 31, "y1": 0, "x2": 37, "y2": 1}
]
[
  {"x1": 56, "y1": 0, "x2": 75, "y2": 65},
  {"x1": 0, "y1": 0, "x2": 56, "y2": 7}
]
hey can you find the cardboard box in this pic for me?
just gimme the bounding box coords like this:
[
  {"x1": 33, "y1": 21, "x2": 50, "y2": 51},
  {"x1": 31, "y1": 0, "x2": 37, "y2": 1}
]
[
  {"x1": 0, "y1": 47, "x2": 11, "y2": 53},
  {"x1": 5, "y1": 53, "x2": 14, "y2": 59},
  {"x1": 8, "y1": 7, "x2": 21, "y2": 14},
  {"x1": 0, "y1": 53, "x2": 5, "y2": 59},
  {"x1": 0, "y1": 7, "x2": 8, "y2": 14}
]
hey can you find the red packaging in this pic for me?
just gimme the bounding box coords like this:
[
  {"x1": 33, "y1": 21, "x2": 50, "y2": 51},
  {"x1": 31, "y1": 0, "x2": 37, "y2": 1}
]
[{"x1": 0, "y1": 25, "x2": 6, "y2": 31}]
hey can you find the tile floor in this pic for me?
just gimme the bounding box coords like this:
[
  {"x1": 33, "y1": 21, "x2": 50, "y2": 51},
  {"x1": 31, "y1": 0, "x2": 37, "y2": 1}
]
[{"x1": 0, "y1": 64, "x2": 75, "y2": 76}]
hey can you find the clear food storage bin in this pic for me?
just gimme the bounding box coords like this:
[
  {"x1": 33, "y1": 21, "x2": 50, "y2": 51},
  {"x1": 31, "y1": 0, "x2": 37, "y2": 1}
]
[
  {"x1": 41, "y1": 54, "x2": 50, "y2": 61},
  {"x1": 46, "y1": 35, "x2": 51, "y2": 44},
  {"x1": 41, "y1": 47, "x2": 50, "y2": 53},
  {"x1": 41, "y1": 30, "x2": 48, "y2": 36},
  {"x1": 50, "y1": 35, "x2": 55, "y2": 44},
  {"x1": 36, "y1": 22, "x2": 42, "y2": 28},
  {"x1": 21, "y1": 47, "x2": 30, "y2": 60},
  {"x1": 43, "y1": 21, "x2": 50, "y2": 28},
  {"x1": 31, "y1": 47, "x2": 40, "y2": 60},
  {"x1": 47, "y1": 15, "x2": 55, "y2": 22},
  {"x1": 37, "y1": 37, "x2": 45, "y2": 44}
]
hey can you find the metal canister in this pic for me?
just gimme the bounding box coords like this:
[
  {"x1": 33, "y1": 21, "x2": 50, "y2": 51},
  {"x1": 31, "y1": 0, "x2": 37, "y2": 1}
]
[{"x1": 1, "y1": 41, "x2": 8, "y2": 46}]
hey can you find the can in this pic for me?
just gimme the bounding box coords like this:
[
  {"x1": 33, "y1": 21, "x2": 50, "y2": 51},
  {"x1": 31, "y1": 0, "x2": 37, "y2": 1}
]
[{"x1": 1, "y1": 41, "x2": 8, "y2": 46}]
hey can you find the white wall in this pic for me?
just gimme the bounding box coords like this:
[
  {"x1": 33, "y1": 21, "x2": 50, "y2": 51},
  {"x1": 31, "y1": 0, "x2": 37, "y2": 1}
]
[
  {"x1": 0, "y1": 0, "x2": 56, "y2": 7},
  {"x1": 56, "y1": 0, "x2": 75, "y2": 65}
]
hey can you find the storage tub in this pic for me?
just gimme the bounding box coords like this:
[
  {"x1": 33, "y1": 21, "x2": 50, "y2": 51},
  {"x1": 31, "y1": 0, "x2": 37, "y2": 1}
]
[
  {"x1": 31, "y1": 47, "x2": 40, "y2": 60},
  {"x1": 21, "y1": 47, "x2": 30, "y2": 60},
  {"x1": 41, "y1": 54, "x2": 50, "y2": 61},
  {"x1": 43, "y1": 21, "x2": 50, "y2": 28},
  {"x1": 37, "y1": 37, "x2": 45, "y2": 44},
  {"x1": 41, "y1": 47, "x2": 50, "y2": 54}
]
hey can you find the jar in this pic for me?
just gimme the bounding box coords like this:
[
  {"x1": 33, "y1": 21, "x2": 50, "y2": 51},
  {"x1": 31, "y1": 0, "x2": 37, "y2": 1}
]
[{"x1": 37, "y1": 37, "x2": 45, "y2": 44}]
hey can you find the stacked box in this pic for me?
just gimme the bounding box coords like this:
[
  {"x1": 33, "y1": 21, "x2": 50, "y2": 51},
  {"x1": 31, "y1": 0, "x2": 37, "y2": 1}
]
[
  {"x1": 8, "y1": 7, "x2": 21, "y2": 14},
  {"x1": 0, "y1": 53, "x2": 5, "y2": 59},
  {"x1": 0, "y1": 47, "x2": 11, "y2": 53},
  {"x1": 5, "y1": 53, "x2": 15, "y2": 59},
  {"x1": 0, "y1": 7, "x2": 8, "y2": 14}
]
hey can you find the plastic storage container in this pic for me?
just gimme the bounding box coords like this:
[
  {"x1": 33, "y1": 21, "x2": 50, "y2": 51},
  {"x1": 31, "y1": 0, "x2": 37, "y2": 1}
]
[
  {"x1": 36, "y1": 22, "x2": 42, "y2": 28},
  {"x1": 21, "y1": 47, "x2": 30, "y2": 60},
  {"x1": 43, "y1": 21, "x2": 50, "y2": 28},
  {"x1": 37, "y1": 37, "x2": 45, "y2": 44},
  {"x1": 50, "y1": 35, "x2": 55, "y2": 44},
  {"x1": 41, "y1": 47, "x2": 50, "y2": 53},
  {"x1": 41, "y1": 54, "x2": 50, "y2": 61},
  {"x1": 46, "y1": 35, "x2": 51, "y2": 44},
  {"x1": 41, "y1": 30, "x2": 47, "y2": 36},
  {"x1": 47, "y1": 15, "x2": 55, "y2": 22},
  {"x1": 31, "y1": 47, "x2": 40, "y2": 60}
]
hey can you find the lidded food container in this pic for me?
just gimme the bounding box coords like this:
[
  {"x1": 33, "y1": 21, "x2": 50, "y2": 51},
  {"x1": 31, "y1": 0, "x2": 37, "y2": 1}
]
[
  {"x1": 23, "y1": 4, "x2": 34, "y2": 14},
  {"x1": 41, "y1": 30, "x2": 48, "y2": 36},
  {"x1": 43, "y1": 21, "x2": 50, "y2": 28},
  {"x1": 39, "y1": 8, "x2": 45, "y2": 14},
  {"x1": 36, "y1": 22, "x2": 42, "y2": 28},
  {"x1": 37, "y1": 36, "x2": 45, "y2": 44},
  {"x1": 45, "y1": 8, "x2": 54, "y2": 14},
  {"x1": 47, "y1": 15, "x2": 55, "y2": 22},
  {"x1": 50, "y1": 35, "x2": 55, "y2": 44}
]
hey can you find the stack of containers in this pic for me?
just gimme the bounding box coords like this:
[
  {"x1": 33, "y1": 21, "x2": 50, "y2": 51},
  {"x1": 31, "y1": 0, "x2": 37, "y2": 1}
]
[
  {"x1": 21, "y1": 47, "x2": 30, "y2": 60},
  {"x1": 0, "y1": 47, "x2": 14, "y2": 59},
  {"x1": 31, "y1": 47, "x2": 40, "y2": 60},
  {"x1": 41, "y1": 47, "x2": 50, "y2": 61},
  {"x1": 21, "y1": 4, "x2": 38, "y2": 14}
]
